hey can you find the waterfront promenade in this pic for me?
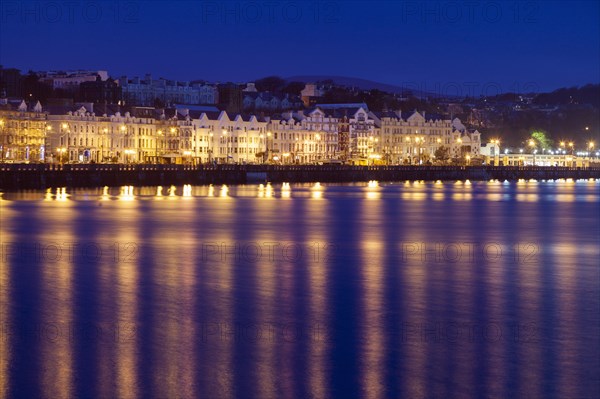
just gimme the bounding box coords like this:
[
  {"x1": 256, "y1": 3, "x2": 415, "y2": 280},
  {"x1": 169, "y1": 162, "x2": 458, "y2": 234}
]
[{"x1": 1, "y1": 163, "x2": 599, "y2": 189}]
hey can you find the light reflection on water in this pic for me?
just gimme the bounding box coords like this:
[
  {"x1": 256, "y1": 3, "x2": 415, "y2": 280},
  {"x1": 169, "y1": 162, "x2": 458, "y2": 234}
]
[{"x1": 0, "y1": 181, "x2": 599, "y2": 398}]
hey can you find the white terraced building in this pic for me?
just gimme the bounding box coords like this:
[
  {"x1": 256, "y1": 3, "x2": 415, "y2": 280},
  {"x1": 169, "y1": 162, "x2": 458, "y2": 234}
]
[{"x1": 2, "y1": 98, "x2": 486, "y2": 165}]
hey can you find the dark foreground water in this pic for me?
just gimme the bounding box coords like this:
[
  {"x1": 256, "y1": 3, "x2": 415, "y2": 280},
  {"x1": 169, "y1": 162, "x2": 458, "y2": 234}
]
[{"x1": 1, "y1": 180, "x2": 599, "y2": 399}]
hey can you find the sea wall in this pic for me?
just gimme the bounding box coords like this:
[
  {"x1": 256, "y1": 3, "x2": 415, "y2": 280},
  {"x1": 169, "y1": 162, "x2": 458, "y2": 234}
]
[{"x1": 1, "y1": 164, "x2": 599, "y2": 189}]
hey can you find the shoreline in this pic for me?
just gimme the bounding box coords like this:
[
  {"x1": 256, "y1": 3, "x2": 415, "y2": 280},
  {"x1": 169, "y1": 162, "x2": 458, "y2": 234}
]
[{"x1": 1, "y1": 164, "x2": 599, "y2": 189}]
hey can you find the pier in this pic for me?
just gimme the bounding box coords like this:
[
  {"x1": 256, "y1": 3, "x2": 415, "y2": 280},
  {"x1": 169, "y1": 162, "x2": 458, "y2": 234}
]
[{"x1": 1, "y1": 164, "x2": 599, "y2": 189}]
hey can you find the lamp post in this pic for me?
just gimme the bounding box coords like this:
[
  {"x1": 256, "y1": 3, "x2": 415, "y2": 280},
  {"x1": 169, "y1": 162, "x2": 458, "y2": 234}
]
[
  {"x1": 0, "y1": 119, "x2": 4, "y2": 162},
  {"x1": 208, "y1": 131, "x2": 214, "y2": 164},
  {"x1": 267, "y1": 131, "x2": 272, "y2": 163},
  {"x1": 183, "y1": 150, "x2": 192, "y2": 165},
  {"x1": 491, "y1": 139, "x2": 500, "y2": 165},
  {"x1": 60, "y1": 123, "x2": 69, "y2": 161},
  {"x1": 456, "y1": 137, "x2": 463, "y2": 163},
  {"x1": 315, "y1": 133, "x2": 321, "y2": 163},
  {"x1": 124, "y1": 149, "x2": 135, "y2": 164},
  {"x1": 57, "y1": 147, "x2": 66, "y2": 165},
  {"x1": 528, "y1": 139, "x2": 536, "y2": 165},
  {"x1": 222, "y1": 130, "x2": 228, "y2": 164},
  {"x1": 167, "y1": 126, "x2": 178, "y2": 163},
  {"x1": 120, "y1": 124, "x2": 127, "y2": 163},
  {"x1": 156, "y1": 130, "x2": 163, "y2": 164},
  {"x1": 259, "y1": 133, "x2": 264, "y2": 164},
  {"x1": 99, "y1": 127, "x2": 108, "y2": 163}
]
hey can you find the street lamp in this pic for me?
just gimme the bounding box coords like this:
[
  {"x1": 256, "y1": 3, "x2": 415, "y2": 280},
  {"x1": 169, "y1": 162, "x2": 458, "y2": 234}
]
[
  {"x1": 456, "y1": 137, "x2": 463, "y2": 161},
  {"x1": 315, "y1": 133, "x2": 321, "y2": 162},
  {"x1": 568, "y1": 142, "x2": 574, "y2": 155},
  {"x1": 183, "y1": 150, "x2": 192, "y2": 165},
  {"x1": 60, "y1": 123, "x2": 70, "y2": 163},
  {"x1": 42, "y1": 125, "x2": 52, "y2": 162},
  {"x1": 124, "y1": 149, "x2": 135, "y2": 164},
  {"x1": 415, "y1": 137, "x2": 422, "y2": 164},
  {"x1": 222, "y1": 130, "x2": 228, "y2": 164},
  {"x1": 0, "y1": 119, "x2": 4, "y2": 162},
  {"x1": 529, "y1": 139, "x2": 536, "y2": 165},
  {"x1": 57, "y1": 147, "x2": 66, "y2": 165},
  {"x1": 259, "y1": 133, "x2": 264, "y2": 164},
  {"x1": 267, "y1": 131, "x2": 272, "y2": 163},
  {"x1": 208, "y1": 131, "x2": 214, "y2": 164},
  {"x1": 156, "y1": 130, "x2": 163, "y2": 163}
]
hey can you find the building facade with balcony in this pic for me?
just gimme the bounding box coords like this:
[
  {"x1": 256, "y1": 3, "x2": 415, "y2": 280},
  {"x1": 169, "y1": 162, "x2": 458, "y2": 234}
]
[
  {"x1": 0, "y1": 100, "x2": 48, "y2": 162},
  {"x1": 190, "y1": 110, "x2": 269, "y2": 164},
  {"x1": 377, "y1": 111, "x2": 481, "y2": 164},
  {"x1": 268, "y1": 107, "x2": 339, "y2": 164},
  {"x1": 46, "y1": 107, "x2": 162, "y2": 164}
]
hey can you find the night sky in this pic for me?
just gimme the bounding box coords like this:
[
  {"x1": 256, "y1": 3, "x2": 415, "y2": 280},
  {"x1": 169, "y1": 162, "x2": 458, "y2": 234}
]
[{"x1": 1, "y1": 0, "x2": 598, "y2": 94}]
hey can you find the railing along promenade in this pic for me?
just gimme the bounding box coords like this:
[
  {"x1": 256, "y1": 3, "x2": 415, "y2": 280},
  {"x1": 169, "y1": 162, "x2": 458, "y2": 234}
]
[{"x1": 0, "y1": 163, "x2": 599, "y2": 189}]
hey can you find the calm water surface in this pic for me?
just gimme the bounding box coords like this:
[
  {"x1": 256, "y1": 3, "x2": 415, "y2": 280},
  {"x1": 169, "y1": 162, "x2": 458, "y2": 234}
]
[{"x1": 1, "y1": 180, "x2": 599, "y2": 398}]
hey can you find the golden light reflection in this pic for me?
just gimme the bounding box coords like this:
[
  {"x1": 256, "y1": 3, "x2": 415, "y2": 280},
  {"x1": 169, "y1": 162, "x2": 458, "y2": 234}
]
[
  {"x1": 183, "y1": 184, "x2": 192, "y2": 198},
  {"x1": 119, "y1": 186, "x2": 134, "y2": 201},
  {"x1": 401, "y1": 239, "x2": 428, "y2": 397},
  {"x1": 0, "y1": 206, "x2": 13, "y2": 398},
  {"x1": 486, "y1": 193, "x2": 503, "y2": 201},
  {"x1": 114, "y1": 217, "x2": 140, "y2": 399},
  {"x1": 220, "y1": 184, "x2": 229, "y2": 197},
  {"x1": 366, "y1": 191, "x2": 381, "y2": 200},
  {"x1": 401, "y1": 191, "x2": 427, "y2": 201},
  {"x1": 56, "y1": 187, "x2": 68, "y2": 201},
  {"x1": 150, "y1": 209, "x2": 198, "y2": 398},
  {"x1": 311, "y1": 183, "x2": 323, "y2": 199},
  {"x1": 101, "y1": 186, "x2": 110, "y2": 201},
  {"x1": 156, "y1": 186, "x2": 163, "y2": 198},
  {"x1": 44, "y1": 188, "x2": 53, "y2": 201},
  {"x1": 555, "y1": 242, "x2": 579, "y2": 398},
  {"x1": 432, "y1": 192, "x2": 444, "y2": 201},
  {"x1": 281, "y1": 182, "x2": 291, "y2": 198},
  {"x1": 304, "y1": 192, "x2": 330, "y2": 399},
  {"x1": 207, "y1": 184, "x2": 214, "y2": 197},
  {"x1": 265, "y1": 183, "x2": 273, "y2": 198},
  {"x1": 514, "y1": 240, "x2": 542, "y2": 398},
  {"x1": 39, "y1": 202, "x2": 75, "y2": 398},
  {"x1": 366, "y1": 180, "x2": 381, "y2": 200},
  {"x1": 451, "y1": 192, "x2": 473, "y2": 201},
  {"x1": 359, "y1": 197, "x2": 385, "y2": 397},
  {"x1": 515, "y1": 194, "x2": 540, "y2": 202},
  {"x1": 168, "y1": 185, "x2": 176, "y2": 198},
  {"x1": 554, "y1": 194, "x2": 576, "y2": 202}
]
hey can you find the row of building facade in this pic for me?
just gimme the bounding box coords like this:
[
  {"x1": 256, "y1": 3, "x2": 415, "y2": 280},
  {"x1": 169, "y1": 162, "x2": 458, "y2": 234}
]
[{"x1": 1, "y1": 99, "x2": 484, "y2": 165}]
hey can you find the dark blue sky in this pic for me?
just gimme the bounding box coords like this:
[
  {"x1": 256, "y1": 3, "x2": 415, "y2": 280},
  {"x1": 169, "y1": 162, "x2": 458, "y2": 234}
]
[{"x1": 1, "y1": 0, "x2": 598, "y2": 95}]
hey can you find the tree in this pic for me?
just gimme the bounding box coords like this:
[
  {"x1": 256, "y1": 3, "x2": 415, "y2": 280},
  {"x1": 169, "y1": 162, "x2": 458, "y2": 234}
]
[
  {"x1": 434, "y1": 146, "x2": 450, "y2": 162},
  {"x1": 531, "y1": 131, "x2": 553, "y2": 150}
]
